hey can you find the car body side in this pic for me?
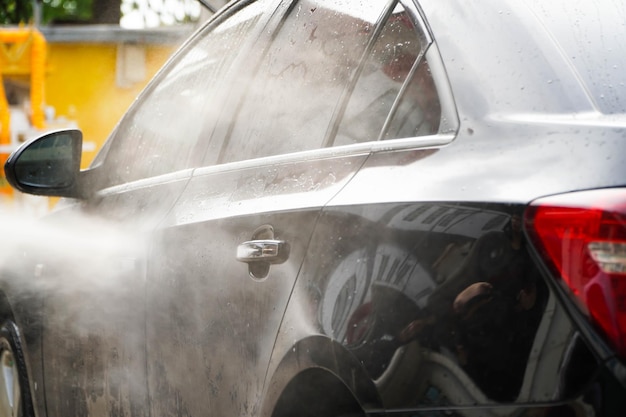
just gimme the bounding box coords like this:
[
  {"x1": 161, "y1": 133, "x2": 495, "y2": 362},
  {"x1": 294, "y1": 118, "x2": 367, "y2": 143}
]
[{"x1": 1, "y1": 1, "x2": 626, "y2": 417}]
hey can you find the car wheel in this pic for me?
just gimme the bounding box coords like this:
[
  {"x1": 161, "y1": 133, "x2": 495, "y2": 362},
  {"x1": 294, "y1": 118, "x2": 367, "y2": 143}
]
[{"x1": 0, "y1": 321, "x2": 28, "y2": 417}]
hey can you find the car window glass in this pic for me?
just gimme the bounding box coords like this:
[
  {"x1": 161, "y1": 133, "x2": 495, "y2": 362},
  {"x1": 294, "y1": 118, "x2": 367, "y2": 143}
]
[
  {"x1": 382, "y1": 58, "x2": 441, "y2": 139},
  {"x1": 94, "y1": 0, "x2": 270, "y2": 187},
  {"x1": 218, "y1": 0, "x2": 387, "y2": 164},
  {"x1": 335, "y1": 2, "x2": 440, "y2": 145}
]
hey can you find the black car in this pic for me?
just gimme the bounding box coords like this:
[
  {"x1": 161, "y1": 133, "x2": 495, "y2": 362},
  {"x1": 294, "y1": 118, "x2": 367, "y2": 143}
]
[{"x1": 1, "y1": 0, "x2": 626, "y2": 416}]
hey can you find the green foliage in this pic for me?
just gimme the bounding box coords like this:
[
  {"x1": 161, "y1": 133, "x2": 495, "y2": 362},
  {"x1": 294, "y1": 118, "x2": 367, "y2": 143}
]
[
  {"x1": 0, "y1": 0, "x2": 200, "y2": 26},
  {"x1": 0, "y1": 0, "x2": 94, "y2": 24},
  {"x1": 0, "y1": 0, "x2": 33, "y2": 24},
  {"x1": 42, "y1": 0, "x2": 94, "y2": 23}
]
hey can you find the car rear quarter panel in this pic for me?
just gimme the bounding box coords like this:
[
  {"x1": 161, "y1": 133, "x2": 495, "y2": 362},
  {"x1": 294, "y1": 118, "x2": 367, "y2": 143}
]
[{"x1": 268, "y1": 197, "x2": 574, "y2": 411}]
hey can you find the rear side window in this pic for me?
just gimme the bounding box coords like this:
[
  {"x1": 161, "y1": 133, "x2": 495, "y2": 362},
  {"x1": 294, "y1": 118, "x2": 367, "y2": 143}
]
[
  {"x1": 218, "y1": 0, "x2": 386, "y2": 163},
  {"x1": 219, "y1": 0, "x2": 442, "y2": 164},
  {"x1": 335, "y1": 3, "x2": 440, "y2": 145}
]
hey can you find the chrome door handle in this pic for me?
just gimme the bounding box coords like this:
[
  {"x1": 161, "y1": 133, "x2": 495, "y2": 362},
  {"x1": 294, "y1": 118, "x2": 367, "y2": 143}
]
[
  {"x1": 236, "y1": 239, "x2": 290, "y2": 264},
  {"x1": 237, "y1": 225, "x2": 290, "y2": 280}
]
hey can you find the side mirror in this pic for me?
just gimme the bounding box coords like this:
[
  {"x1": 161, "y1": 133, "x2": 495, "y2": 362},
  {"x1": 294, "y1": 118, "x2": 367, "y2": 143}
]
[{"x1": 4, "y1": 129, "x2": 84, "y2": 198}]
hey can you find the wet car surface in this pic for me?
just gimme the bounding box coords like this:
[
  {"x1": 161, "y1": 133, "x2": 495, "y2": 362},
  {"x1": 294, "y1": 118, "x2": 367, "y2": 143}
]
[{"x1": 1, "y1": 0, "x2": 626, "y2": 417}]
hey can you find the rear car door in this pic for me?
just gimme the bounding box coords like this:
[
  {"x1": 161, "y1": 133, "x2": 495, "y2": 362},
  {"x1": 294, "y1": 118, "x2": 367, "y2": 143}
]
[{"x1": 142, "y1": 2, "x2": 401, "y2": 417}]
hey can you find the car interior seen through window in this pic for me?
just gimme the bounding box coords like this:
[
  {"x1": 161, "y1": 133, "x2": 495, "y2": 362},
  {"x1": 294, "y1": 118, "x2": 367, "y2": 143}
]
[{"x1": 335, "y1": 2, "x2": 439, "y2": 145}]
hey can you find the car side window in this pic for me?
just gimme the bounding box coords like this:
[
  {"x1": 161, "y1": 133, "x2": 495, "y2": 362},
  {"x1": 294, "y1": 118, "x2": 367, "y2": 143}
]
[
  {"x1": 93, "y1": 0, "x2": 272, "y2": 187},
  {"x1": 383, "y1": 58, "x2": 441, "y2": 139},
  {"x1": 218, "y1": 0, "x2": 388, "y2": 164},
  {"x1": 335, "y1": 1, "x2": 441, "y2": 146}
]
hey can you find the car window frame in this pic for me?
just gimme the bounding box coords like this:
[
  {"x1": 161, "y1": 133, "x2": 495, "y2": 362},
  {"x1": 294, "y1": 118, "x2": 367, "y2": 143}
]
[
  {"x1": 377, "y1": 0, "x2": 458, "y2": 140},
  {"x1": 326, "y1": 0, "x2": 432, "y2": 146},
  {"x1": 90, "y1": 0, "x2": 459, "y2": 192}
]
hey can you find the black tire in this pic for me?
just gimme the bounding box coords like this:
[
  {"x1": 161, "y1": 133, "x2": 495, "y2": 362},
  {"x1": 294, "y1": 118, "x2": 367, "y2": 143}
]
[{"x1": 0, "y1": 321, "x2": 34, "y2": 417}]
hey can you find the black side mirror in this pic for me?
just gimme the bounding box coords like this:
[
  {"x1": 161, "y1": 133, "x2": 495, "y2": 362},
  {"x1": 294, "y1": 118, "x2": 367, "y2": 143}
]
[{"x1": 4, "y1": 129, "x2": 84, "y2": 198}]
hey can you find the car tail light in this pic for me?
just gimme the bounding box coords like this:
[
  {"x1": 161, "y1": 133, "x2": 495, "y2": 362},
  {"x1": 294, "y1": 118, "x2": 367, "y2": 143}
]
[{"x1": 525, "y1": 188, "x2": 626, "y2": 358}]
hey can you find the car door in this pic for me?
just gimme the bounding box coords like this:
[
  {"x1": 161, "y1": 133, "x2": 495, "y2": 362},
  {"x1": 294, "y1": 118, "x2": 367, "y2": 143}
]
[
  {"x1": 38, "y1": 3, "x2": 279, "y2": 417},
  {"x1": 141, "y1": 1, "x2": 423, "y2": 417}
]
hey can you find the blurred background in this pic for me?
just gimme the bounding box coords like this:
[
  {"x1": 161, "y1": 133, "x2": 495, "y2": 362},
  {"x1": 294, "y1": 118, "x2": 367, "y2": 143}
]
[{"x1": 0, "y1": 0, "x2": 227, "y2": 212}]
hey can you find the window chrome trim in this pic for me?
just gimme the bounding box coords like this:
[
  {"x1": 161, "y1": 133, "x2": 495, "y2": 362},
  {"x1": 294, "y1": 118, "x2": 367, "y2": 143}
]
[
  {"x1": 94, "y1": 131, "x2": 454, "y2": 195},
  {"x1": 425, "y1": 42, "x2": 460, "y2": 135},
  {"x1": 95, "y1": 168, "x2": 195, "y2": 196},
  {"x1": 191, "y1": 133, "x2": 454, "y2": 178},
  {"x1": 403, "y1": 0, "x2": 458, "y2": 136},
  {"x1": 402, "y1": 0, "x2": 432, "y2": 46}
]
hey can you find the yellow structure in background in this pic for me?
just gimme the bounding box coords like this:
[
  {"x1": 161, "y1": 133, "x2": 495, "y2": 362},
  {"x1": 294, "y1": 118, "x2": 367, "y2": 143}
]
[
  {"x1": 0, "y1": 24, "x2": 192, "y2": 213},
  {"x1": 42, "y1": 25, "x2": 192, "y2": 168},
  {"x1": 0, "y1": 27, "x2": 51, "y2": 207},
  {"x1": 0, "y1": 27, "x2": 47, "y2": 142}
]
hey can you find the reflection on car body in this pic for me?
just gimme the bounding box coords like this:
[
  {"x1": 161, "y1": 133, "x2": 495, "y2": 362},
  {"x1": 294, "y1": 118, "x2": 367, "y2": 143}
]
[
  {"x1": 1, "y1": 1, "x2": 626, "y2": 417},
  {"x1": 308, "y1": 205, "x2": 545, "y2": 401}
]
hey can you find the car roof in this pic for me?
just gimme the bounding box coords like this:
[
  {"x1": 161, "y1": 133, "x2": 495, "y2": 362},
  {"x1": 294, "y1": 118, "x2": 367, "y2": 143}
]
[
  {"x1": 418, "y1": 0, "x2": 626, "y2": 118},
  {"x1": 523, "y1": 0, "x2": 626, "y2": 115}
]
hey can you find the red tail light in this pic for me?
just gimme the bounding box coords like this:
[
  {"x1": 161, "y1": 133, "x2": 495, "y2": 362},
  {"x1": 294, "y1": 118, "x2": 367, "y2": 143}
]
[{"x1": 525, "y1": 188, "x2": 626, "y2": 358}]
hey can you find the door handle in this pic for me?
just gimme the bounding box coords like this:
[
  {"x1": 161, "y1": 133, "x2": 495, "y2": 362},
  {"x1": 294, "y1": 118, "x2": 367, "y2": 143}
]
[
  {"x1": 236, "y1": 225, "x2": 290, "y2": 280},
  {"x1": 236, "y1": 239, "x2": 290, "y2": 264}
]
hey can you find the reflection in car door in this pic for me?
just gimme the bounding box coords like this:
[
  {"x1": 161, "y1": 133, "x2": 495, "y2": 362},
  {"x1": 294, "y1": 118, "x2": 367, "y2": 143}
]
[{"x1": 280, "y1": 196, "x2": 574, "y2": 414}]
